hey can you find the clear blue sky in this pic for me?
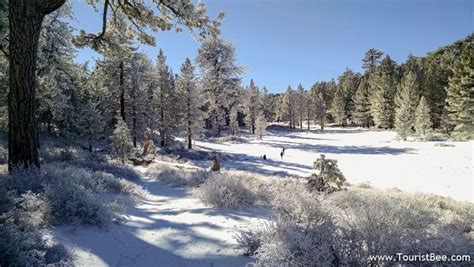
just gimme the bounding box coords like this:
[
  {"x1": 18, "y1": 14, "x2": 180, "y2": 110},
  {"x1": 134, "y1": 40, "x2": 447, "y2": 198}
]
[{"x1": 70, "y1": 0, "x2": 473, "y2": 93}]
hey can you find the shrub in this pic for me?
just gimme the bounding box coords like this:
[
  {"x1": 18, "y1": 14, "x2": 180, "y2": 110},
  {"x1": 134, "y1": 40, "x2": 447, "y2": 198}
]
[
  {"x1": 0, "y1": 191, "x2": 69, "y2": 266},
  {"x1": 149, "y1": 163, "x2": 210, "y2": 187},
  {"x1": 193, "y1": 173, "x2": 255, "y2": 209},
  {"x1": 307, "y1": 154, "x2": 346, "y2": 193},
  {"x1": 241, "y1": 218, "x2": 337, "y2": 266}
]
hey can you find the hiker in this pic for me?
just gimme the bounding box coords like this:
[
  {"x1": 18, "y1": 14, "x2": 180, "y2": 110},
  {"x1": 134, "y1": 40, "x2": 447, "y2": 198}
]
[
  {"x1": 280, "y1": 150, "x2": 284, "y2": 160},
  {"x1": 210, "y1": 153, "x2": 221, "y2": 172},
  {"x1": 263, "y1": 154, "x2": 267, "y2": 160}
]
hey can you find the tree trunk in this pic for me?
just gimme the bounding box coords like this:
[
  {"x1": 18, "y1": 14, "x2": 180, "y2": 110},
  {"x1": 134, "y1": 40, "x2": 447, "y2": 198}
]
[
  {"x1": 89, "y1": 142, "x2": 92, "y2": 153},
  {"x1": 8, "y1": 0, "x2": 64, "y2": 170}
]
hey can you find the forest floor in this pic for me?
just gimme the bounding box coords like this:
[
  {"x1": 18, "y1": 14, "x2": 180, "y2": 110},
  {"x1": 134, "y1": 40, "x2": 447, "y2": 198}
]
[{"x1": 53, "y1": 126, "x2": 472, "y2": 266}]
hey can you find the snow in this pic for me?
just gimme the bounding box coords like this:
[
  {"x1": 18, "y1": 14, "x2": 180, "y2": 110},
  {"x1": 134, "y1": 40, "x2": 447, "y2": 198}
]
[
  {"x1": 54, "y1": 170, "x2": 271, "y2": 266},
  {"x1": 54, "y1": 126, "x2": 472, "y2": 266},
  {"x1": 193, "y1": 127, "x2": 473, "y2": 202}
]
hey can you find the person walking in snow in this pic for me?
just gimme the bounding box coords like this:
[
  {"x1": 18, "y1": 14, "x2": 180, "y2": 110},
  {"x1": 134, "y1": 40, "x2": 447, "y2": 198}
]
[{"x1": 280, "y1": 150, "x2": 284, "y2": 160}]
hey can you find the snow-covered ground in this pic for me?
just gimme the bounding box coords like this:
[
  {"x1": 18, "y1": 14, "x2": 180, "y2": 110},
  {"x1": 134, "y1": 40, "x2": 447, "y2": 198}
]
[
  {"x1": 55, "y1": 168, "x2": 271, "y2": 267},
  {"x1": 194, "y1": 127, "x2": 473, "y2": 202}
]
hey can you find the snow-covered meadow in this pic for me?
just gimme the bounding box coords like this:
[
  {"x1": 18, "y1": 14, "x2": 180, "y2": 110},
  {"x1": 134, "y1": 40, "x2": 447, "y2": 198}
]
[{"x1": 194, "y1": 126, "x2": 473, "y2": 202}]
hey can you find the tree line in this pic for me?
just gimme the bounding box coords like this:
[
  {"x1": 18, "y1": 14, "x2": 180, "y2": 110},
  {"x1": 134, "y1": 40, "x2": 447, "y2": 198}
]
[{"x1": 275, "y1": 35, "x2": 473, "y2": 140}]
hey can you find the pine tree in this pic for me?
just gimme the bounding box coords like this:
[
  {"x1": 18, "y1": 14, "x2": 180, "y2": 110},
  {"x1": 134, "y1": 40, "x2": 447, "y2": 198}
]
[
  {"x1": 369, "y1": 56, "x2": 398, "y2": 129},
  {"x1": 176, "y1": 58, "x2": 204, "y2": 149},
  {"x1": 255, "y1": 113, "x2": 267, "y2": 139},
  {"x1": 307, "y1": 154, "x2": 346, "y2": 193},
  {"x1": 229, "y1": 106, "x2": 240, "y2": 136},
  {"x1": 445, "y1": 43, "x2": 474, "y2": 136},
  {"x1": 113, "y1": 116, "x2": 134, "y2": 164},
  {"x1": 296, "y1": 84, "x2": 306, "y2": 129},
  {"x1": 353, "y1": 77, "x2": 371, "y2": 127},
  {"x1": 79, "y1": 99, "x2": 105, "y2": 152},
  {"x1": 395, "y1": 71, "x2": 420, "y2": 140},
  {"x1": 362, "y1": 48, "x2": 384, "y2": 73},
  {"x1": 415, "y1": 96, "x2": 432, "y2": 141},
  {"x1": 305, "y1": 90, "x2": 313, "y2": 130},
  {"x1": 280, "y1": 86, "x2": 296, "y2": 128},
  {"x1": 197, "y1": 37, "x2": 243, "y2": 137},
  {"x1": 244, "y1": 79, "x2": 259, "y2": 134},
  {"x1": 330, "y1": 87, "x2": 346, "y2": 126},
  {"x1": 311, "y1": 82, "x2": 329, "y2": 130},
  {"x1": 153, "y1": 49, "x2": 176, "y2": 147}
]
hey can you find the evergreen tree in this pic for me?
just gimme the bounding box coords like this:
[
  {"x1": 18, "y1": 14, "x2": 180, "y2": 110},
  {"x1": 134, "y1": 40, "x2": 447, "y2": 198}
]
[
  {"x1": 311, "y1": 82, "x2": 329, "y2": 130},
  {"x1": 395, "y1": 71, "x2": 420, "y2": 140},
  {"x1": 307, "y1": 154, "x2": 346, "y2": 193},
  {"x1": 280, "y1": 86, "x2": 296, "y2": 129},
  {"x1": 305, "y1": 90, "x2": 313, "y2": 130},
  {"x1": 362, "y1": 48, "x2": 384, "y2": 73},
  {"x1": 255, "y1": 113, "x2": 267, "y2": 139},
  {"x1": 229, "y1": 106, "x2": 240, "y2": 136},
  {"x1": 197, "y1": 37, "x2": 243, "y2": 136},
  {"x1": 414, "y1": 96, "x2": 432, "y2": 141},
  {"x1": 369, "y1": 55, "x2": 397, "y2": 129},
  {"x1": 338, "y1": 69, "x2": 360, "y2": 124},
  {"x1": 176, "y1": 58, "x2": 205, "y2": 149},
  {"x1": 79, "y1": 99, "x2": 105, "y2": 152},
  {"x1": 330, "y1": 87, "x2": 346, "y2": 126},
  {"x1": 296, "y1": 84, "x2": 306, "y2": 129},
  {"x1": 353, "y1": 77, "x2": 371, "y2": 127},
  {"x1": 113, "y1": 116, "x2": 134, "y2": 164},
  {"x1": 244, "y1": 79, "x2": 259, "y2": 134},
  {"x1": 445, "y1": 43, "x2": 474, "y2": 136},
  {"x1": 153, "y1": 49, "x2": 176, "y2": 147}
]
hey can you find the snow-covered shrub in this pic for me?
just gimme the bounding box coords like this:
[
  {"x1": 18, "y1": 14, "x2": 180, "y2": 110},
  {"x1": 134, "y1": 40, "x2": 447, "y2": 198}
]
[
  {"x1": 193, "y1": 173, "x2": 256, "y2": 209},
  {"x1": 149, "y1": 163, "x2": 210, "y2": 187},
  {"x1": 325, "y1": 188, "x2": 474, "y2": 264},
  {"x1": 307, "y1": 154, "x2": 346, "y2": 193},
  {"x1": 0, "y1": 191, "x2": 69, "y2": 266},
  {"x1": 42, "y1": 165, "x2": 115, "y2": 225},
  {"x1": 112, "y1": 116, "x2": 134, "y2": 164},
  {"x1": 69, "y1": 160, "x2": 141, "y2": 181},
  {"x1": 270, "y1": 181, "x2": 327, "y2": 225},
  {"x1": 247, "y1": 218, "x2": 337, "y2": 266}
]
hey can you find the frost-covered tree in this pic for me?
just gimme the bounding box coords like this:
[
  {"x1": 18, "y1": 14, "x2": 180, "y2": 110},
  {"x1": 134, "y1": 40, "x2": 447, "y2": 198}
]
[
  {"x1": 305, "y1": 90, "x2": 313, "y2": 130},
  {"x1": 6, "y1": 0, "x2": 223, "y2": 170},
  {"x1": 362, "y1": 48, "x2": 384, "y2": 73},
  {"x1": 255, "y1": 113, "x2": 267, "y2": 139},
  {"x1": 152, "y1": 49, "x2": 176, "y2": 147},
  {"x1": 229, "y1": 106, "x2": 240, "y2": 136},
  {"x1": 113, "y1": 116, "x2": 134, "y2": 164},
  {"x1": 176, "y1": 58, "x2": 204, "y2": 149},
  {"x1": 79, "y1": 99, "x2": 105, "y2": 152},
  {"x1": 128, "y1": 53, "x2": 154, "y2": 147},
  {"x1": 36, "y1": 5, "x2": 79, "y2": 137},
  {"x1": 369, "y1": 56, "x2": 398, "y2": 129},
  {"x1": 415, "y1": 96, "x2": 432, "y2": 141},
  {"x1": 244, "y1": 79, "x2": 259, "y2": 134},
  {"x1": 307, "y1": 154, "x2": 346, "y2": 193},
  {"x1": 259, "y1": 86, "x2": 273, "y2": 121},
  {"x1": 197, "y1": 37, "x2": 243, "y2": 136},
  {"x1": 311, "y1": 82, "x2": 329, "y2": 130},
  {"x1": 330, "y1": 87, "x2": 346, "y2": 126},
  {"x1": 296, "y1": 84, "x2": 306, "y2": 129},
  {"x1": 444, "y1": 43, "x2": 474, "y2": 136},
  {"x1": 280, "y1": 86, "x2": 296, "y2": 129},
  {"x1": 353, "y1": 77, "x2": 371, "y2": 128},
  {"x1": 395, "y1": 71, "x2": 420, "y2": 140}
]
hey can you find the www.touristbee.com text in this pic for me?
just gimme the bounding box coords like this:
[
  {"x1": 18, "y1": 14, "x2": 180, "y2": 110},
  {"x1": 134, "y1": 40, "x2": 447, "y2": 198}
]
[{"x1": 368, "y1": 253, "x2": 471, "y2": 263}]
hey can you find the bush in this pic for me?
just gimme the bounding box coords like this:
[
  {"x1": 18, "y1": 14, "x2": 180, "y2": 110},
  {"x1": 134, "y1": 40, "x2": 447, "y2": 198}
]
[
  {"x1": 0, "y1": 159, "x2": 150, "y2": 266},
  {"x1": 238, "y1": 218, "x2": 337, "y2": 266},
  {"x1": 193, "y1": 173, "x2": 255, "y2": 209},
  {"x1": 149, "y1": 163, "x2": 210, "y2": 187},
  {"x1": 0, "y1": 191, "x2": 69, "y2": 266}
]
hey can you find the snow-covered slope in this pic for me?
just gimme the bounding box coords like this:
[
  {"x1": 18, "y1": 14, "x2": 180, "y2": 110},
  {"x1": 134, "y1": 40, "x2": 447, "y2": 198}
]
[{"x1": 194, "y1": 127, "x2": 472, "y2": 202}]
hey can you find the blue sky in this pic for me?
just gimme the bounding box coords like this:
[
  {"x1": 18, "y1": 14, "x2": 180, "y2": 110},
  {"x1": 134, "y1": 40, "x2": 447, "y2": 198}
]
[{"x1": 70, "y1": 0, "x2": 473, "y2": 93}]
